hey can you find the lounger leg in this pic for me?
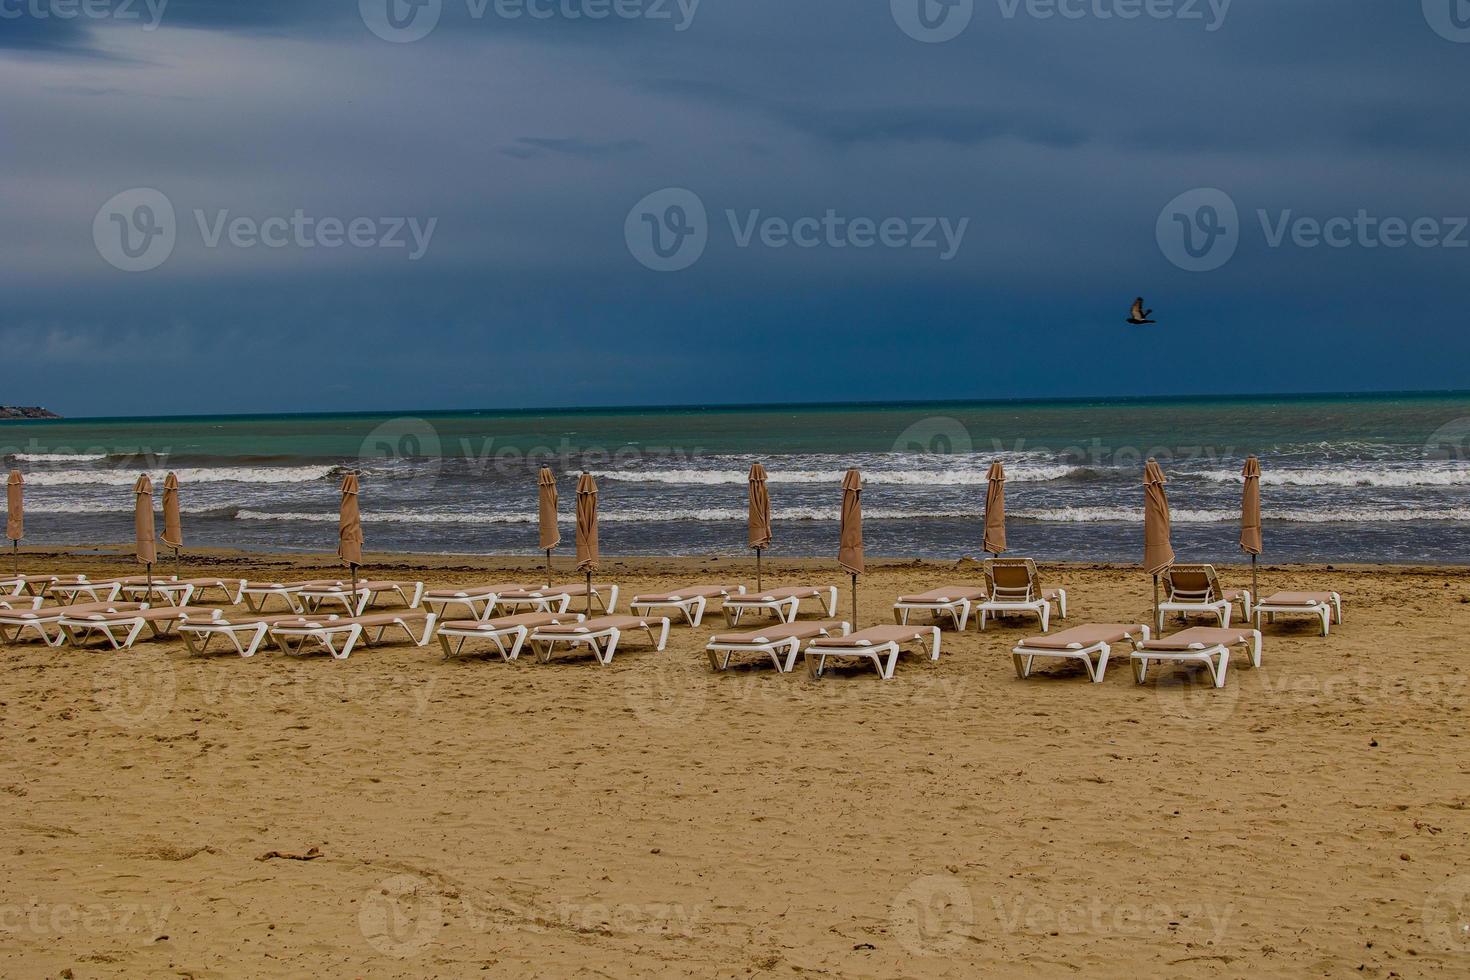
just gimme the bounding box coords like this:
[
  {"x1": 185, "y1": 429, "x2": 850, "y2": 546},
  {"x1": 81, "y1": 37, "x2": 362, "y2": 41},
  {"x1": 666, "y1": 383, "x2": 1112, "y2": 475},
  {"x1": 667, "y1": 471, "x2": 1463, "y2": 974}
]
[
  {"x1": 882, "y1": 646, "x2": 899, "y2": 680},
  {"x1": 598, "y1": 630, "x2": 620, "y2": 665},
  {"x1": 1212, "y1": 650, "x2": 1231, "y2": 688},
  {"x1": 823, "y1": 587, "x2": 837, "y2": 616},
  {"x1": 956, "y1": 602, "x2": 971, "y2": 631},
  {"x1": 927, "y1": 628, "x2": 942, "y2": 661},
  {"x1": 655, "y1": 620, "x2": 670, "y2": 651},
  {"x1": 335, "y1": 625, "x2": 363, "y2": 660},
  {"x1": 1039, "y1": 602, "x2": 1050, "y2": 633},
  {"x1": 690, "y1": 597, "x2": 706, "y2": 627},
  {"x1": 1319, "y1": 608, "x2": 1329, "y2": 636},
  {"x1": 780, "y1": 639, "x2": 801, "y2": 673},
  {"x1": 1133, "y1": 654, "x2": 1149, "y2": 684},
  {"x1": 508, "y1": 627, "x2": 529, "y2": 661},
  {"x1": 1093, "y1": 642, "x2": 1110, "y2": 683},
  {"x1": 1013, "y1": 652, "x2": 1034, "y2": 679},
  {"x1": 243, "y1": 624, "x2": 267, "y2": 658},
  {"x1": 1250, "y1": 631, "x2": 1262, "y2": 668}
]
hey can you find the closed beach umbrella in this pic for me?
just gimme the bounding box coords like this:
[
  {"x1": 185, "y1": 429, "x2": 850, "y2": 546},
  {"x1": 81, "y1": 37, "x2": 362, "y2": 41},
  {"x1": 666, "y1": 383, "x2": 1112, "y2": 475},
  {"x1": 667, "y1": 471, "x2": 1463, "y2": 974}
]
[
  {"x1": 338, "y1": 471, "x2": 363, "y2": 602},
  {"x1": 1240, "y1": 455, "x2": 1263, "y2": 604},
  {"x1": 1143, "y1": 458, "x2": 1174, "y2": 624},
  {"x1": 838, "y1": 469, "x2": 864, "y2": 626},
  {"x1": 161, "y1": 472, "x2": 183, "y2": 576},
  {"x1": 747, "y1": 463, "x2": 772, "y2": 590},
  {"x1": 6, "y1": 470, "x2": 22, "y2": 575},
  {"x1": 134, "y1": 474, "x2": 157, "y2": 593},
  {"x1": 538, "y1": 467, "x2": 560, "y2": 585},
  {"x1": 983, "y1": 461, "x2": 1007, "y2": 557},
  {"x1": 575, "y1": 472, "x2": 599, "y2": 614}
]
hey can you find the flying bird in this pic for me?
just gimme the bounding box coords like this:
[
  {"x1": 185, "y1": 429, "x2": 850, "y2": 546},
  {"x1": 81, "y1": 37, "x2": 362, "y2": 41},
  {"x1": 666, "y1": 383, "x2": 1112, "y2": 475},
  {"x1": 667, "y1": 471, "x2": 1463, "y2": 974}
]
[{"x1": 1127, "y1": 297, "x2": 1156, "y2": 325}]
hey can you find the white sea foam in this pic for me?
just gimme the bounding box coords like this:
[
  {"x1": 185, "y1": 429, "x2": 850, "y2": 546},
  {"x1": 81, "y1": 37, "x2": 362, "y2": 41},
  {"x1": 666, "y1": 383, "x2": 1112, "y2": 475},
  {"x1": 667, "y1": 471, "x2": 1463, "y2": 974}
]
[
  {"x1": 596, "y1": 465, "x2": 1079, "y2": 486},
  {"x1": 7, "y1": 453, "x2": 110, "y2": 462},
  {"x1": 1189, "y1": 465, "x2": 1470, "y2": 488},
  {"x1": 1013, "y1": 506, "x2": 1470, "y2": 524},
  {"x1": 23, "y1": 466, "x2": 338, "y2": 487}
]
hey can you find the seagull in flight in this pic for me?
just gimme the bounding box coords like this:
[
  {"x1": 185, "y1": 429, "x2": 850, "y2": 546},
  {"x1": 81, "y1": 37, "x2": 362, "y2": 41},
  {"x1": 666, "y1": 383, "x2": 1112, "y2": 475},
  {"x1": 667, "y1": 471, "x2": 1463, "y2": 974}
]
[{"x1": 1127, "y1": 297, "x2": 1156, "y2": 325}]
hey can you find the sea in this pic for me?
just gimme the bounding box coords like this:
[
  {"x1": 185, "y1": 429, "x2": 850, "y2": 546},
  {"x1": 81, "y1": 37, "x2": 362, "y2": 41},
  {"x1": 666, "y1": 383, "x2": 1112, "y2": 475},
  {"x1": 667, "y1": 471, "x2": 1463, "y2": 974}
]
[{"x1": 2, "y1": 392, "x2": 1468, "y2": 565}]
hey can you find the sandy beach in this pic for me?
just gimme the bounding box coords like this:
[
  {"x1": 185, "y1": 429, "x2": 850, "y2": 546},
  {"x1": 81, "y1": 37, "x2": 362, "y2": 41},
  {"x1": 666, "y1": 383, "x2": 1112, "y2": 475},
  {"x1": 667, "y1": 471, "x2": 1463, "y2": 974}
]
[{"x1": 1, "y1": 549, "x2": 1468, "y2": 977}]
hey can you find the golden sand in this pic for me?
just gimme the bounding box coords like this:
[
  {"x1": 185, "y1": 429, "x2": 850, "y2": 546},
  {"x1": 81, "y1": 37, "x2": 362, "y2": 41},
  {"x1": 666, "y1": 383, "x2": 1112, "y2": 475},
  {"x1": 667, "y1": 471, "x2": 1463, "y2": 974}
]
[{"x1": 1, "y1": 549, "x2": 1467, "y2": 977}]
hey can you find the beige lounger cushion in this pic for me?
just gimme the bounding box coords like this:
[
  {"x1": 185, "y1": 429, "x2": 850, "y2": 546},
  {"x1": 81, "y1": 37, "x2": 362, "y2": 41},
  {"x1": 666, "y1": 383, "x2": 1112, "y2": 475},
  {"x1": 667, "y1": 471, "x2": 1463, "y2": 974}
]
[
  {"x1": 634, "y1": 584, "x2": 737, "y2": 602},
  {"x1": 440, "y1": 612, "x2": 580, "y2": 632},
  {"x1": 1260, "y1": 591, "x2": 1335, "y2": 606},
  {"x1": 69, "y1": 605, "x2": 221, "y2": 623},
  {"x1": 809, "y1": 625, "x2": 933, "y2": 647},
  {"x1": 1, "y1": 601, "x2": 146, "y2": 621},
  {"x1": 1137, "y1": 626, "x2": 1256, "y2": 651},
  {"x1": 708, "y1": 620, "x2": 846, "y2": 645},
  {"x1": 425, "y1": 583, "x2": 527, "y2": 598},
  {"x1": 1016, "y1": 624, "x2": 1147, "y2": 651},
  {"x1": 898, "y1": 587, "x2": 987, "y2": 603},
  {"x1": 536, "y1": 615, "x2": 662, "y2": 634},
  {"x1": 730, "y1": 586, "x2": 826, "y2": 601}
]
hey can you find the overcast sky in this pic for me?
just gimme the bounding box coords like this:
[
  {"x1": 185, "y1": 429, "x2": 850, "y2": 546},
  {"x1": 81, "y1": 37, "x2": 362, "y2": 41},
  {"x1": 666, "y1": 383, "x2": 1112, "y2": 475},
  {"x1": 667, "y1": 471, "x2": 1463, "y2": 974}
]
[{"x1": 2, "y1": 0, "x2": 1466, "y2": 417}]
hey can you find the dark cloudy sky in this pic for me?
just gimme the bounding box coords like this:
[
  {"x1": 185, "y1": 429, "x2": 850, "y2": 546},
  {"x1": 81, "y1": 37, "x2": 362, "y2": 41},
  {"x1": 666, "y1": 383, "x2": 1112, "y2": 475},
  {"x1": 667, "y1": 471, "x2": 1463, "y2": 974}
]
[{"x1": 2, "y1": 0, "x2": 1466, "y2": 416}]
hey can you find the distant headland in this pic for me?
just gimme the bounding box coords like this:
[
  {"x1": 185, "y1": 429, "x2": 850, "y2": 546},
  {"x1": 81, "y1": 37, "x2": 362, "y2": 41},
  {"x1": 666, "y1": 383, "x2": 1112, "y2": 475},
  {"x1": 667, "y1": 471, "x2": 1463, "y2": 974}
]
[{"x1": 0, "y1": 407, "x2": 60, "y2": 420}]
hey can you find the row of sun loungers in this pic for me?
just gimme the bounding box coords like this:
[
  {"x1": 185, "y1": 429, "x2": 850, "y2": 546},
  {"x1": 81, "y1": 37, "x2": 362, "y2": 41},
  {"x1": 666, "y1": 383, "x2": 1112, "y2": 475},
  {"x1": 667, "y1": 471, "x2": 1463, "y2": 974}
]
[{"x1": 0, "y1": 562, "x2": 1343, "y2": 684}]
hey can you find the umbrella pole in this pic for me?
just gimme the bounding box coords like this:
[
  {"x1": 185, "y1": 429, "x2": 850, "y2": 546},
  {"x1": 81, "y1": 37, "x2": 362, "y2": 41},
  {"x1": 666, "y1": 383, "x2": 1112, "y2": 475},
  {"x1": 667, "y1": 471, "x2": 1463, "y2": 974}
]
[
  {"x1": 545, "y1": 548, "x2": 552, "y2": 588},
  {"x1": 146, "y1": 562, "x2": 153, "y2": 602},
  {"x1": 756, "y1": 548, "x2": 762, "y2": 592},
  {"x1": 586, "y1": 569, "x2": 593, "y2": 616},
  {"x1": 174, "y1": 546, "x2": 180, "y2": 580},
  {"x1": 1252, "y1": 555, "x2": 1258, "y2": 611},
  {"x1": 10, "y1": 540, "x2": 15, "y2": 577},
  {"x1": 1152, "y1": 574, "x2": 1159, "y2": 628},
  {"x1": 351, "y1": 563, "x2": 359, "y2": 615},
  {"x1": 850, "y1": 573, "x2": 858, "y2": 627}
]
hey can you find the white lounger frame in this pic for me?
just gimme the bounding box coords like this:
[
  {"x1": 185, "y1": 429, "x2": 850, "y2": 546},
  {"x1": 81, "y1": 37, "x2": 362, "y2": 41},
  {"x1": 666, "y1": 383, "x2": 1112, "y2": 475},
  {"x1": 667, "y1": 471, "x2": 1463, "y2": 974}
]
[
  {"x1": 704, "y1": 622, "x2": 851, "y2": 673},
  {"x1": 59, "y1": 607, "x2": 224, "y2": 651},
  {"x1": 179, "y1": 618, "x2": 278, "y2": 658},
  {"x1": 0, "y1": 605, "x2": 128, "y2": 646},
  {"x1": 1156, "y1": 565, "x2": 1252, "y2": 631},
  {"x1": 118, "y1": 580, "x2": 196, "y2": 607},
  {"x1": 1254, "y1": 594, "x2": 1342, "y2": 636},
  {"x1": 496, "y1": 585, "x2": 618, "y2": 617},
  {"x1": 47, "y1": 580, "x2": 124, "y2": 604},
  {"x1": 421, "y1": 586, "x2": 525, "y2": 621},
  {"x1": 893, "y1": 594, "x2": 982, "y2": 631},
  {"x1": 240, "y1": 582, "x2": 307, "y2": 613},
  {"x1": 435, "y1": 614, "x2": 586, "y2": 661},
  {"x1": 299, "y1": 581, "x2": 425, "y2": 616},
  {"x1": 803, "y1": 626, "x2": 942, "y2": 680},
  {"x1": 527, "y1": 617, "x2": 670, "y2": 666},
  {"x1": 630, "y1": 586, "x2": 745, "y2": 627},
  {"x1": 269, "y1": 612, "x2": 439, "y2": 660},
  {"x1": 976, "y1": 559, "x2": 1066, "y2": 633},
  {"x1": 722, "y1": 587, "x2": 838, "y2": 627},
  {"x1": 1011, "y1": 626, "x2": 1151, "y2": 683},
  {"x1": 1132, "y1": 629, "x2": 1262, "y2": 688}
]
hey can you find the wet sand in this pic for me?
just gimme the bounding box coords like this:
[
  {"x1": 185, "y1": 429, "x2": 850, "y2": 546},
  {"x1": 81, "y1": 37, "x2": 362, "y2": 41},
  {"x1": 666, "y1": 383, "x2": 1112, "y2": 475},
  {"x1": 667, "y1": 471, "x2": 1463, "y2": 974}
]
[{"x1": 1, "y1": 549, "x2": 1467, "y2": 977}]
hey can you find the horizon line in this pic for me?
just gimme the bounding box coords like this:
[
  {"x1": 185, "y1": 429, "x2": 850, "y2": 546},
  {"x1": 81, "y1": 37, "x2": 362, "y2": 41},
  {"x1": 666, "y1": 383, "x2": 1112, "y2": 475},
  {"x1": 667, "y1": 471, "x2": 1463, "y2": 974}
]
[{"x1": 9, "y1": 386, "x2": 1470, "y2": 426}]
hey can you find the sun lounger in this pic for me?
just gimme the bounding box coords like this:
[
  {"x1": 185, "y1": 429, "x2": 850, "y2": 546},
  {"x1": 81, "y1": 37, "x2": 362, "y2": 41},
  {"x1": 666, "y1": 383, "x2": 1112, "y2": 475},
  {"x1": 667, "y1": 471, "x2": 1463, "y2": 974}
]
[
  {"x1": 721, "y1": 585, "x2": 839, "y2": 626},
  {"x1": 1253, "y1": 591, "x2": 1342, "y2": 636},
  {"x1": 0, "y1": 594, "x2": 41, "y2": 611},
  {"x1": 494, "y1": 583, "x2": 619, "y2": 615},
  {"x1": 268, "y1": 610, "x2": 439, "y2": 660},
  {"x1": 704, "y1": 619, "x2": 850, "y2": 672},
  {"x1": 1131, "y1": 625, "x2": 1262, "y2": 687},
  {"x1": 0, "y1": 576, "x2": 25, "y2": 596},
  {"x1": 977, "y1": 558, "x2": 1067, "y2": 632},
  {"x1": 119, "y1": 576, "x2": 244, "y2": 605},
  {"x1": 435, "y1": 611, "x2": 585, "y2": 661},
  {"x1": 1157, "y1": 564, "x2": 1252, "y2": 630},
  {"x1": 8, "y1": 574, "x2": 88, "y2": 597},
  {"x1": 629, "y1": 584, "x2": 745, "y2": 627},
  {"x1": 527, "y1": 614, "x2": 670, "y2": 665},
  {"x1": 175, "y1": 578, "x2": 247, "y2": 604},
  {"x1": 421, "y1": 582, "x2": 530, "y2": 620},
  {"x1": 59, "y1": 605, "x2": 225, "y2": 650},
  {"x1": 802, "y1": 624, "x2": 943, "y2": 680},
  {"x1": 1010, "y1": 623, "x2": 1150, "y2": 683},
  {"x1": 178, "y1": 612, "x2": 312, "y2": 658},
  {"x1": 47, "y1": 578, "x2": 124, "y2": 604},
  {"x1": 298, "y1": 579, "x2": 425, "y2": 616},
  {"x1": 893, "y1": 586, "x2": 988, "y2": 631},
  {"x1": 0, "y1": 601, "x2": 146, "y2": 647},
  {"x1": 239, "y1": 580, "x2": 309, "y2": 613}
]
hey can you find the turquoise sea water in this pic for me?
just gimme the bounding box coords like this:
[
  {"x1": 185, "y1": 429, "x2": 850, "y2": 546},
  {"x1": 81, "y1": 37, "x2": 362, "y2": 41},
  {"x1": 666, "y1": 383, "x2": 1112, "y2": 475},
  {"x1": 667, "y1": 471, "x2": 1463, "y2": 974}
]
[{"x1": 2, "y1": 391, "x2": 1468, "y2": 563}]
